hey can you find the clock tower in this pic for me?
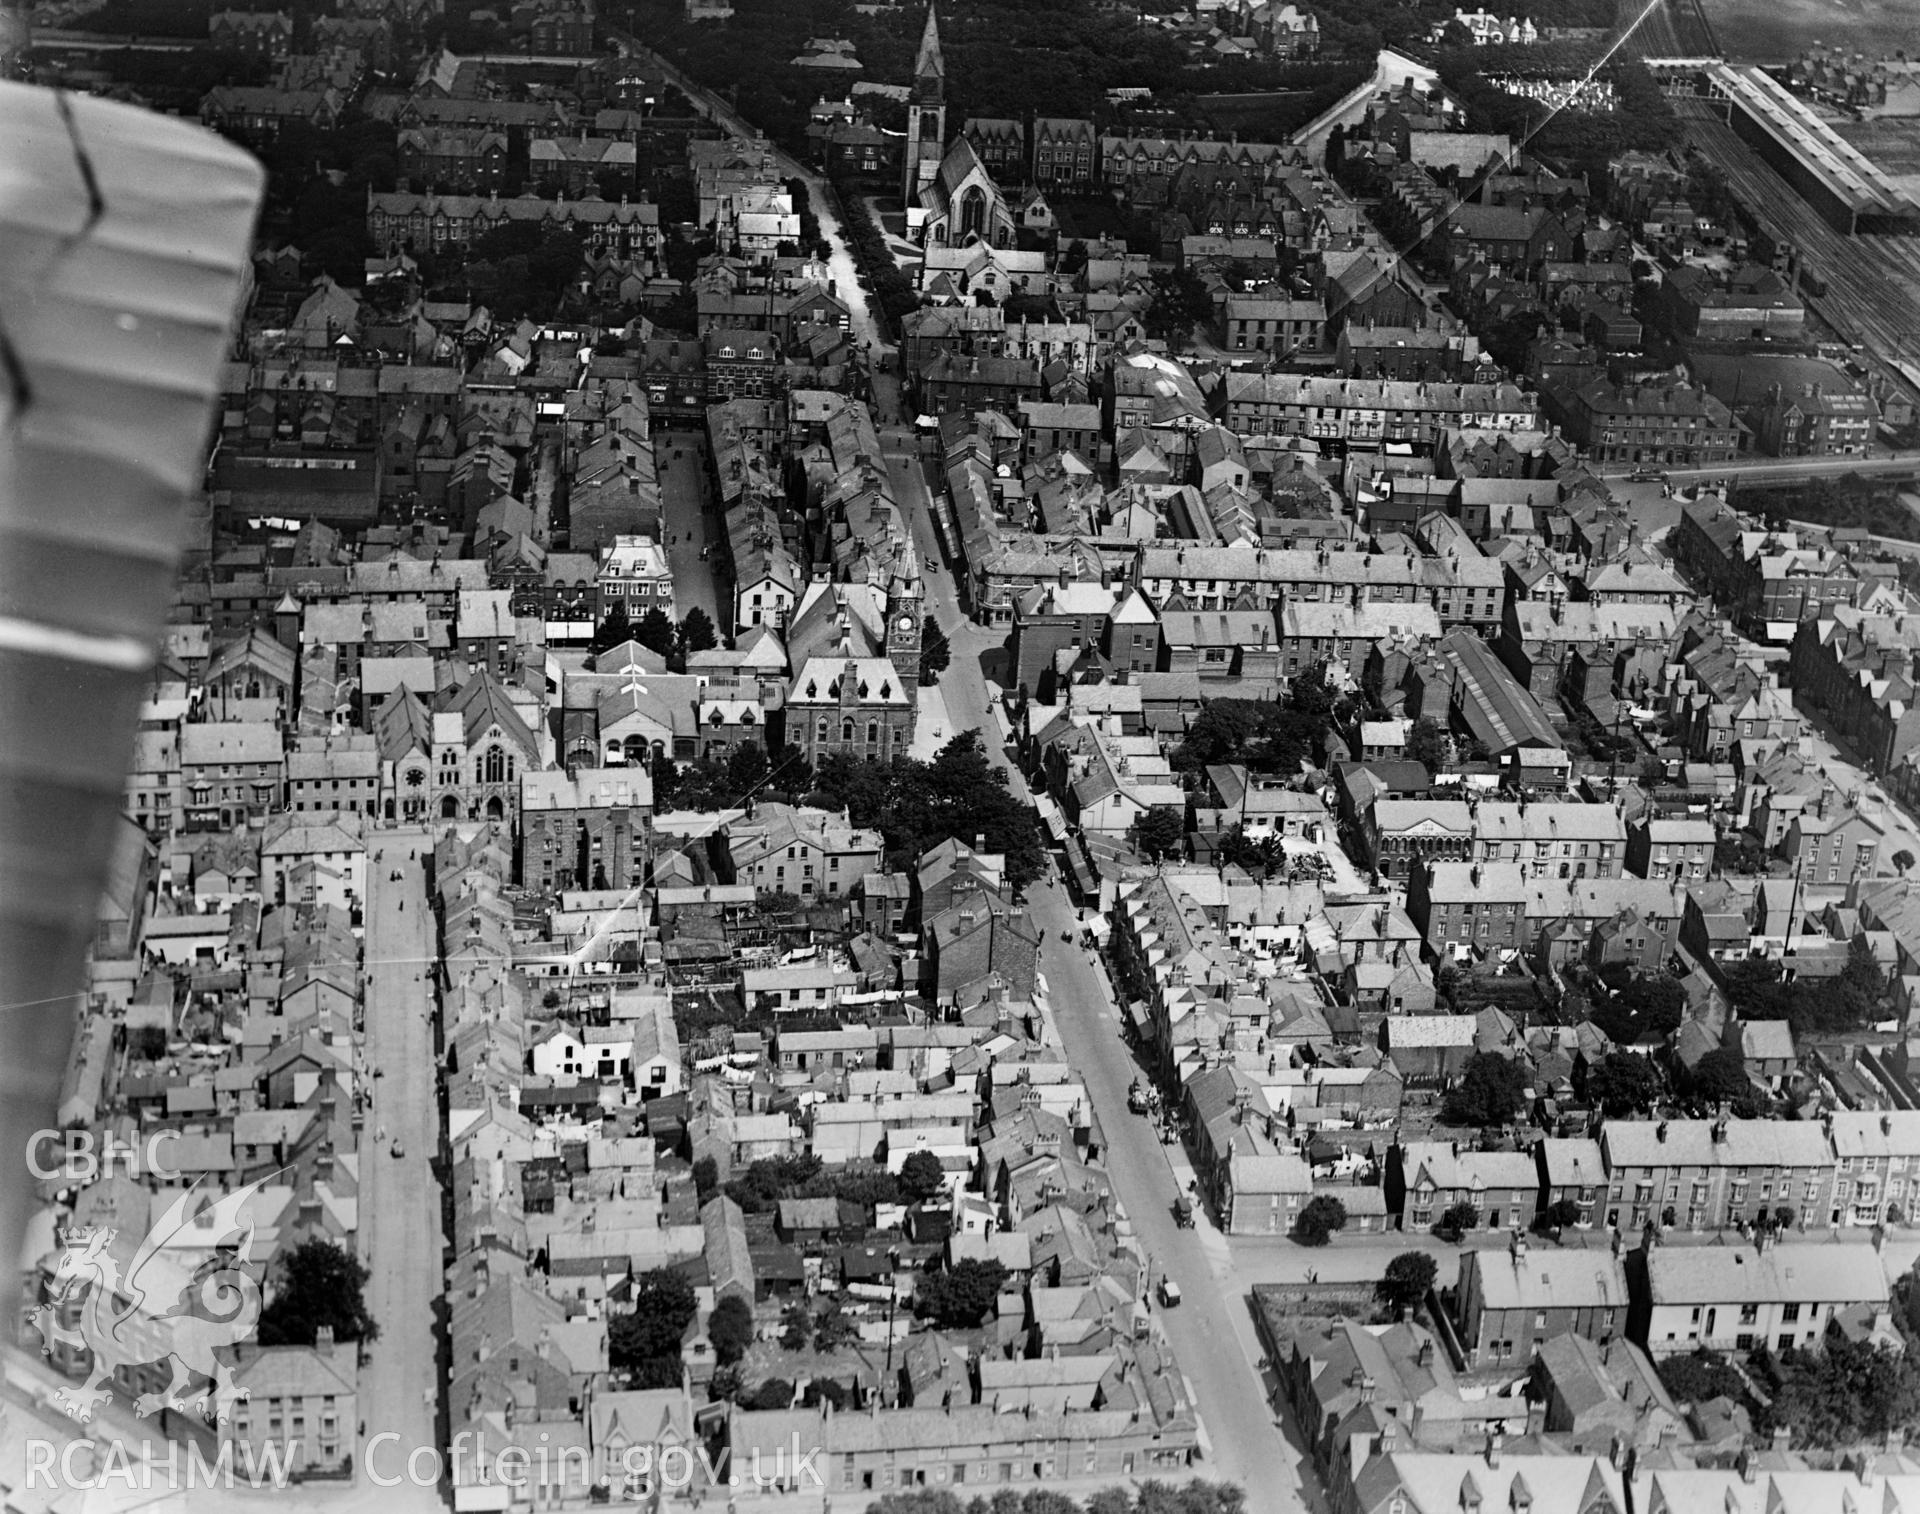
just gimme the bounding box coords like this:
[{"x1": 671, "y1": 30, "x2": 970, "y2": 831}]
[
  {"x1": 903, "y1": 5, "x2": 947, "y2": 210},
  {"x1": 886, "y1": 540, "x2": 925, "y2": 699}
]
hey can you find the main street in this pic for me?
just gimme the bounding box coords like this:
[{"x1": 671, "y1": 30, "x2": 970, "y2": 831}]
[
  {"x1": 358, "y1": 836, "x2": 445, "y2": 1510},
  {"x1": 658, "y1": 430, "x2": 722, "y2": 631},
  {"x1": 609, "y1": 31, "x2": 893, "y2": 369},
  {"x1": 604, "y1": 40, "x2": 1309, "y2": 1504},
  {"x1": 883, "y1": 435, "x2": 1318, "y2": 1514},
  {"x1": 1648, "y1": 454, "x2": 1920, "y2": 485}
]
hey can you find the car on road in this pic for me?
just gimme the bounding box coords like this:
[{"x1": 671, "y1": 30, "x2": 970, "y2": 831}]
[
  {"x1": 1157, "y1": 1277, "x2": 1182, "y2": 1307},
  {"x1": 390, "y1": 1140, "x2": 405, "y2": 1158}
]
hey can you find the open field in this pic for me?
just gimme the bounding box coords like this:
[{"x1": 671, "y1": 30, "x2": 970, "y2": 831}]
[
  {"x1": 1610, "y1": 0, "x2": 1719, "y2": 59},
  {"x1": 1697, "y1": 0, "x2": 1920, "y2": 64},
  {"x1": 1837, "y1": 118, "x2": 1920, "y2": 202}
]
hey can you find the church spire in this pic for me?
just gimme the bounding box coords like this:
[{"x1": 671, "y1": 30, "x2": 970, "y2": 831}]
[{"x1": 913, "y1": 5, "x2": 944, "y2": 93}]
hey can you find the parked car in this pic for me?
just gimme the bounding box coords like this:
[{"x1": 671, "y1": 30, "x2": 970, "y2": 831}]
[{"x1": 1157, "y1": 1277, "x2": 1182, "y2": 1307}]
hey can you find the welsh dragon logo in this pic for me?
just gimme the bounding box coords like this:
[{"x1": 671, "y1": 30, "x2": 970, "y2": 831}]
[{"x1": 33, "y1": 1178, "x2": 271, "y2": 1425}]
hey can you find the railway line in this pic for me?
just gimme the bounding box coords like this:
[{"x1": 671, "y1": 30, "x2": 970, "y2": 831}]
[{"x1": 1678, "y1": 103, "x2": 1920, "y2": 376}]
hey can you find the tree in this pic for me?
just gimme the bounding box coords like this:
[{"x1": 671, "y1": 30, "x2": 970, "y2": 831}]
[
  {"x1": 898, "y1": 1150, "x2": 946, "y2": 1204},
  {"x1": 1376, "y1": 1251, "x2": 1437, "y2": 1315},
  {"x1": 1174, "y1": 696, "x2": 1322, "y2": 776},
  {"x1": 779, "y1": 1302, "x2": 813, "y2": 1351},
  {"x1": 919, "y1": 615, "x2": 950, "y2": 682},
  {"x1": 1138, "y1": 1484, "x2": 1246, "y2": 1514},
  {"x1": 808, "y1": 732, "x2": 1047, "y2": 891},
  {"x1": 257, "y1": 1239, "x2": 378, "y2": 1347},
  {"x1": 1146, "y1": 266, "x2": 1214, "y2": 346},
  {"x1": 692, "y1": 1156, "x2": 718, "y2": 1199},
  {"x1": 802, "y1": 1377, "x2": 852, "y2": 1409},
  {"x1": 1287, "y1": 659, "x2": 1341, "y2": 723},
  {"x1": 812, "y1": 1300, "x2": 857, "y2": 1351},
  {"x1": 1536, "y1": 1198, "x2": 1584, "y2": 1232},
  {"x1": 610, "y1": 1267, "x2": 698, "y2": 1387},
  {"x1": 1715, "y1": 832, "x2": 1767, "y2": 876},
  {"x1": 1765, "y1": 1330, "x2": 1920, "y2": 1446},
  {"x1": 1442, "y1": 1052, "x2": 1528, "y2": 1128},
  {"x1": 1690, "y1": 1045, "x2": 1752, "y2": 1105},
  {"x1": 1659, "y1": 1350, "x2": 1747, "y2": 1406},
  {"x1": 750, "y1": 1378, "x2": 795, "y2": 1410},
  {"x1": 127, "y1": 1025, "x2": 168, "y2": 1060},
  {"x1": 1293, "y1": 1194, "x2": 1347, "y2": 1247},
  {"x1": 1584, "y1": 1050, "x2": 1662, "y2": 1116},
  {"x1": 679, "y1": 607, "x2": 718, "y2": 657},
  {"x1": 1896, "y1": 850, "x2": 1916, "y2": 875},
  {"x1": 869, "y1": 1495, "x2": 966, "y2": 1514},
  {"x1": 634, "y1": 606, "x2": 678, "y2": 660},
  {"x1": 591, "y1": 600, "x2": 633, "y2": 653},
  {"x1": 914, "y1": 1258, "x2": 1008, "y2": 1328},
  {"x1": 708, "y1": 1292, "x2": 755, "y2": 1366},
  {"x1": 1589, "y1": 969, "x2": 1686, "y2": 1045},
  {"x1": 1406, "y1": 715, "x2": 1447, "y2": 773},
  {"x1": 1135, "y1": 805, "x2": 1185, "y2": 861},
  {"x1": 1844, "y1": 932, "x2": 1887, "y2": 1004},
  {"x1": 1439, "y1": 1200, "x2": 1481, "y2": 1239}
]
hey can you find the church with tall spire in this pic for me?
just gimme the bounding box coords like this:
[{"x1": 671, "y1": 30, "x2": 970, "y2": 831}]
[
  {"x1": 900, "y1": 3, "x2": 1014, "y2": 248},
  {"x1": 902, "y1": 5, "x2": 947, "y2": 206}
]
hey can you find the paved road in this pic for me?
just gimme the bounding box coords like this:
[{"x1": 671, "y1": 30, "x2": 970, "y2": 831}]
[
  {"x1": 1645, "y1": 454, "x2": 1920, "y2": 484},
  {"x1": 358, "y1": 838, "x2": 445, "y2": 1510},
  {"x1": 527, "y1": 433, "x2": 559, "y2": 546},
  {"x1": 610, "y1": 29, "x2": 896, "y2": 376},
  {"x1": 1031, "y1": 893, "x2": 1321, "y2": 1514},
  {"x1": 882, "y1": 433, "x2": 1316, "y2": 1514},
  {"x1": 613, "y1": 36, "x2": 1310, "y2": 1499},
  {"x1": 1796, "y1": 704, "x2": 1920, "y2": 868},
  {"x1": 658, "y1": 432, "x2": 722, "y2": 631}
]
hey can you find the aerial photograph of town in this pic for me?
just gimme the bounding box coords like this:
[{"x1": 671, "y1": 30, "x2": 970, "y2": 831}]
[{"x1": 11, "y1": 0, "x2": 1920, "y2": 1506}]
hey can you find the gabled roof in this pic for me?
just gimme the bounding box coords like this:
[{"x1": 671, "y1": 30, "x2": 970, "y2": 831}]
[{"x1": 445, "y1": 668, "x2": 538, "y2": 755}]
